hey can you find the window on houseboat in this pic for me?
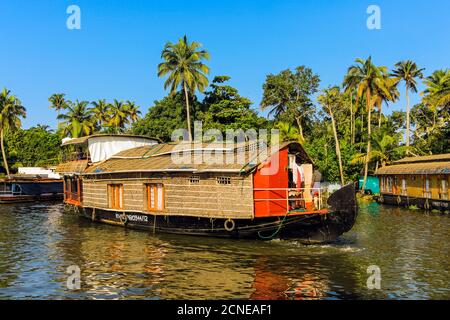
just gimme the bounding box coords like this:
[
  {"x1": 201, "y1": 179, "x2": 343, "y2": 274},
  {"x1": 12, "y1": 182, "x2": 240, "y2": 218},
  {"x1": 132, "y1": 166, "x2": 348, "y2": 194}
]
[
  {"x1": 402, "y1": 178, "x2": 407, "y2": 196},
  {"x1": 217, "y1": 176, "x2": 231, "y2": 185},
  {"x1": 440, "y1": 179, "x2": 448, "y2": 200},
  {"x1": 387, "y1": 177, "x2": 393, "y2": 193},
  {"x1": 146, "y1": 184, "x2": 164, "y2": 211},
  {"x1": 424, "y1": 177, "x2": 431, "y2": 199},
  {"x1": 189, "y1": 176, "x2": 200, "y2": 184},
  {"x1": 108, "y1": 184, "x2": 124, "y2": 209}
]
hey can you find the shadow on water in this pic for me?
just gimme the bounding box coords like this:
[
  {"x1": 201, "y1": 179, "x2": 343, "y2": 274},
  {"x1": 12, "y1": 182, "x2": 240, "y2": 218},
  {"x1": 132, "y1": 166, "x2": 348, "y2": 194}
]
[{"x1": 0, "y1": 201, "x2": 448, "y2": 299}]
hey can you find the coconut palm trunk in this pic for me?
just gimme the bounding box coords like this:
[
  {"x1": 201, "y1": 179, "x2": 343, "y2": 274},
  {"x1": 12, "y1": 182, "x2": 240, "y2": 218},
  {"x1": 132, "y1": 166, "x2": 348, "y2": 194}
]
[
  {"x1": 330, "y1": 111, "x2": 345, "y2": 186},
  {"x1": 406, "y1": 84, "x2": 411, "y2": 148},
  {"x1": 1, "y1": 129, "x2": 10, "y2": 177},
  {"x1": 361, "y1": 94, "x2": 372, "y2": 192},
  {"x1": 183, "y1": 82, "x2": 193, "y2": 142}
]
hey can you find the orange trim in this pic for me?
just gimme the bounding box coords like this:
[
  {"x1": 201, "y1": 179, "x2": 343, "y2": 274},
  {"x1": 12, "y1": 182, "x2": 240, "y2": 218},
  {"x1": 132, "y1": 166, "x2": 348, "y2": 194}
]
[
  {"x1": 146, "y1": 183, "x2": 165, "y2": 212},
  {"x1": 108, "y1": 184, "x2": 124, "y2": 210}
]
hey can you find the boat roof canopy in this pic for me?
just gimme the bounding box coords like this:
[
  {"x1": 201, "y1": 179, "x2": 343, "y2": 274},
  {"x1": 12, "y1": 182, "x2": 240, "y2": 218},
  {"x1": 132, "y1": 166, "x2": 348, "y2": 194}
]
[
  {"x1": 61, "y1": 134, "x2": 161, "y2": 146},
  {"x1": 82, "y1": 141, "x2": 312, "y2": 175},
  {"x1": 376, "y1": 153, "x2": 450, "y2": 176}
]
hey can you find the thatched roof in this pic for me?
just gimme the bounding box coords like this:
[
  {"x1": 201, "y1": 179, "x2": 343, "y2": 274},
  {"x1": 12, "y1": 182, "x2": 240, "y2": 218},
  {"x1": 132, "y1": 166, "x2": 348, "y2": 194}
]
[
  {"x1": 376, "y1": 161, "x2": 450, "y2": 175},
  {"x1": 82, "y1": 141, "x2": 310, "y2": 175},
  {"x1": 55, "y1": 160, "x2": 89, "y2": 174},
  {"x1": 393, "y1": 153, "x2": 450, "y2": 164}
]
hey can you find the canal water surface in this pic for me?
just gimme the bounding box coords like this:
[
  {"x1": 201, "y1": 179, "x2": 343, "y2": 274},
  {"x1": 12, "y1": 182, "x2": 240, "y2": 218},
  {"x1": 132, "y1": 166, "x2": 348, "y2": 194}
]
[{"x1": 0, "y1": 202, "x2": 448, "y2": 299}]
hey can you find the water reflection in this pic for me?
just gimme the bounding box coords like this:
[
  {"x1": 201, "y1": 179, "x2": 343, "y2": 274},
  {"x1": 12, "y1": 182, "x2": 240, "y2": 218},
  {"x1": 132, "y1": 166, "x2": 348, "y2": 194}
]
[{"x1": 0, "y1": 202, "x2": 448, "y2": 299}]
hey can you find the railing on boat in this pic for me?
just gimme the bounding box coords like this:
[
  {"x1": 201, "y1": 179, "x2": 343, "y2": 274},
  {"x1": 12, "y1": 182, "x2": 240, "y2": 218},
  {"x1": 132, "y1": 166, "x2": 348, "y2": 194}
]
[{"x1": 254, "y1": 187, "x2": 329, "y2": 212}]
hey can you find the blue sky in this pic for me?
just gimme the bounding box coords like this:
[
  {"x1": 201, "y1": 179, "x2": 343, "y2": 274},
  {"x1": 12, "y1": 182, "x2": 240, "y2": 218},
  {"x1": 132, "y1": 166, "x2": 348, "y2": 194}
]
[{"x1": 1, "y1": 0, "x2": 449, "y2": 129}]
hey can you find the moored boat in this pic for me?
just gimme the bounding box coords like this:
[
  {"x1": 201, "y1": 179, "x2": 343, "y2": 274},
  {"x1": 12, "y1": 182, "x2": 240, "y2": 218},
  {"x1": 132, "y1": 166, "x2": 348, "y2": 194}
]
[
  {"x1": 376, "y1": 154, "x2": 450, "y2": 211},
  {"x1": 56, "y1": 135, "x2": 358, "y2": 243},
  {"x1": 0, "y1": 168, "x2": 63, "y2": 203}
]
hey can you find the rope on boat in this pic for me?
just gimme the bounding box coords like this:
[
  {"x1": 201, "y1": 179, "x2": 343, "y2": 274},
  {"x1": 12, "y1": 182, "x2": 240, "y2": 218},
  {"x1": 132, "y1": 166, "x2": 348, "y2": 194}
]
[{"x1": 257, "y1": 210, "x2": 292, "y2": 240}]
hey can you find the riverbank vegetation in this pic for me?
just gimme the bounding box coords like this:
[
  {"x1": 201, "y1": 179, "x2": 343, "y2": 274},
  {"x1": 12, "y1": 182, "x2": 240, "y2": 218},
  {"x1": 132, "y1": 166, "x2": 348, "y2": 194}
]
[{"x1": 1, "y1": 37, "x2": 448, "y2": 188}]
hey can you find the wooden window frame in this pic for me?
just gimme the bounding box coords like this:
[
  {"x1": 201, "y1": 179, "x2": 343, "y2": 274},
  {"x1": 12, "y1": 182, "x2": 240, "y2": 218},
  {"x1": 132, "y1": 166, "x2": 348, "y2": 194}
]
[
  {"x1": 108, "y1": 184, "x2": 124, "y2": 210},
  {"x1": 146, "y1": 183, "x2": 165, "y2": 212},
  {"x1": 423, "y1": 176, "x2": 432, "y2": 199},
  {"x1": 439, "y1": 177, "x2": 449, "y2": 200}
]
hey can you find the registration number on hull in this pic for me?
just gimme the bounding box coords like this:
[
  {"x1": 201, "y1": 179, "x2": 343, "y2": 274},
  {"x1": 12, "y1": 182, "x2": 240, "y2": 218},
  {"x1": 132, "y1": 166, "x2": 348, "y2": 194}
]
[{"x1": 114, "y1": 213, "x2": 149, "y2": 223}]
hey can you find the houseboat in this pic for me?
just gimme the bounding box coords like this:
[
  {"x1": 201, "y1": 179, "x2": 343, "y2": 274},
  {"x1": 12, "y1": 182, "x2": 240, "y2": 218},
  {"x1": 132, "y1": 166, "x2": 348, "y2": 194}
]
[
  {"x1": 376, "y1": 154, "x2": 450, "y2": 211},
  {"x1": 0, "y1": 167, "x2": 63, "y2": 203},
  {"x1": 56, "y1": 135, "x2": 358, "y2": 243}
]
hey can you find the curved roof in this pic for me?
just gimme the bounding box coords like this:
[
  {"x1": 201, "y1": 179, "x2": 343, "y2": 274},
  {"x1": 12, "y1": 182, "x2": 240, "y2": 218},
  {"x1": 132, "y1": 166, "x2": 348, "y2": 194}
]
[
  {"x1": 82, "y1": 141, "x2": 311, "y2": 175},
  {"x1": 61, "y1": 134, "x2": 162, "y2": 146},
  {"x1": 376, "y1": 161, "x2": 450, "y2": 175},
  {"x1": 394, "y1": 153, "x2": 450, "y2": 165}
]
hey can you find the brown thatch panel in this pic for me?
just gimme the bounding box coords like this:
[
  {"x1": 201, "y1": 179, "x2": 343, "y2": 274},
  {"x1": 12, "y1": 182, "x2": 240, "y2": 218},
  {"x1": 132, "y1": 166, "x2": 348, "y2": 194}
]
[
  {"x1": 82, "y1": 141, "x2": 310, "y2": 175},
  {"x1": 394, "y1": 154, "x2": 450, "y2": 164},
  {"x1": 56, "y1": 160, "x2": 88, "y2": 174},
  {"x1": 376, "y1": 161, "x2": 450, "y2": 175}
]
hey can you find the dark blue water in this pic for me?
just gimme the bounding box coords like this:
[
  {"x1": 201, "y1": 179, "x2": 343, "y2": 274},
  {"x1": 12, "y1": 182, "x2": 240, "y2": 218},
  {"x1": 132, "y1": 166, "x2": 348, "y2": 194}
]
[{"x1": 0, "y1": 201, "x2": 448, "y2": 299}]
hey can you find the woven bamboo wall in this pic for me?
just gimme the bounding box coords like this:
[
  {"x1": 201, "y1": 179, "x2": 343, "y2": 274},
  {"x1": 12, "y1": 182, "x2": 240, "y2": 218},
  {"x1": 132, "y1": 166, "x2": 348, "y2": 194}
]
[{"x1": 82, "y1": 172, "x2": 254, "y2": 219}]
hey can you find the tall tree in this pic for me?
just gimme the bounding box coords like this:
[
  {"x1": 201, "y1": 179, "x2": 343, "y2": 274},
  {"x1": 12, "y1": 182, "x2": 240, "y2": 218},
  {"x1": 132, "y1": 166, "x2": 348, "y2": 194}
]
[
  {"x1": 157, "y1": 35, "x2": 210, "y2": 142},
  {"x1": 49, "y1": 93, "x2": 68, "y2": 127},
  {"x1": 0, "y1": 89, "x2": 26, "y2": 176},
  {"x1": 58, "y1": 100, "x2": 94, "y2": 138},
  {"x1": 261, "y1": 66, "x2": 320, "y2": 142},
  {"x1": 391, "y1": 60, "x2": 425, "y2": 147},
  {"x1": 318, "y1": 86, "x2": 345, "y2": 186},
  {"x1": 344, "y1": 57, "x2": 393, "y2": 192}
]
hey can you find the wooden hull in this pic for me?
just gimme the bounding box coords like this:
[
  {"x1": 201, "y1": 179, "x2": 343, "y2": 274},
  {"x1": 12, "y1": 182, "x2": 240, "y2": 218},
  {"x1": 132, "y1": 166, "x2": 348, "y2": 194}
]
[
  {"x1": 377, "y1": 194, "x2": 450, "y2": 211},
  {"x1": 65, "y1": 184, "x2": 358, "y2": 244}
]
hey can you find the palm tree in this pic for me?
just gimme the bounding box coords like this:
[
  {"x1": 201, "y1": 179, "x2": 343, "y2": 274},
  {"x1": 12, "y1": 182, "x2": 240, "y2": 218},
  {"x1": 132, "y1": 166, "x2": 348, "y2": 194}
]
[
  {"x1": 351, "y1": 130, "x2": 408, "y2": 168},
  {"x1": 108, "y1": 99, "x2": 129, "y2": 133},
  {"x1": 58, "y1": 100, "x2": 94, "y2": 138},
  {"x1": 124, "y1": 100, "x2": 141, "y2": 124},
  {"x1": 0, "y1": 89, "x2": 26, "y2": 176},
  {"x1": 275, "y1": 122, "x2": 303, "y2": 143},
  {"x1": 344, "y1": 57, "x2": 393, "y2": 192},
  {"x1": 90, "y1": 99, "x2": 110, "y2": 130},
  {"x1": 318, "y1": 86, "x2": 345, "y2": 186},
  {"x1": 157, "y1": 35, "x2": 210, "y2": 142},
  {"x1": 391, "y1": 60, "x2": 425, "y2": 147},
  {"x1": 373, "y1": 76, "x2": 400, "y2": 128},
  {"x1": 422, "y1": 69, "x2": 450, "y2": 111},
  {"x1": 49, "y1": 93, "x2": 68, "y2": 127}
]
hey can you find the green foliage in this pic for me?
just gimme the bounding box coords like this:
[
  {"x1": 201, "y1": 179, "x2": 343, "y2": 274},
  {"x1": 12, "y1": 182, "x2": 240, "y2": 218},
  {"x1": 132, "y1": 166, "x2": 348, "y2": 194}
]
[
  {"x1": 261, "y1": 66, "x2": 320, "y2": 140},
  {"x1": 133, "y1": 77, "x2": 268, "y2": 142},
  {"x1": 132, "y1": 93, "x2": 195, "y2": 142},
  {"x1": 198, "y1": 76, "x2": 268, "y2": 132},
  {"x1": 5, "y1": 126, "x2": 62, "y2": 170}
]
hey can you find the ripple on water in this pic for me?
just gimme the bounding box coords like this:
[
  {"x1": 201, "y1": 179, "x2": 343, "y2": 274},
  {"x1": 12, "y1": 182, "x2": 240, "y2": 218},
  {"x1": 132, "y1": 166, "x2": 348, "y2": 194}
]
[{"x1": 0, "y1": 202, "x2": 449, "y2": 299}]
